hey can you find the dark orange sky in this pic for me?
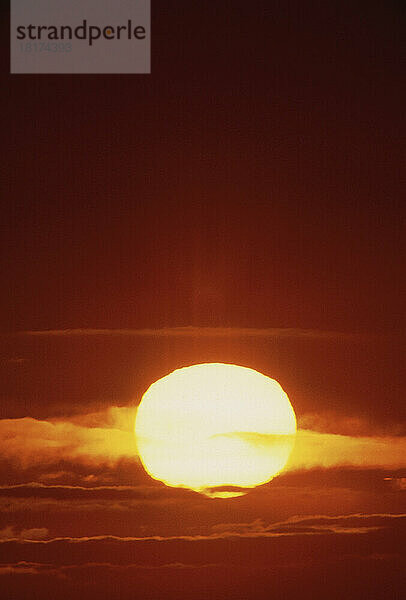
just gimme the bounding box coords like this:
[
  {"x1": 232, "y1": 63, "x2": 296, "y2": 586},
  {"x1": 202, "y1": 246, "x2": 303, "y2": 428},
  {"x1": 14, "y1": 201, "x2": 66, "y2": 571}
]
[{"x1": 1, "y1": 1, "x2": 405, "y2": 599}]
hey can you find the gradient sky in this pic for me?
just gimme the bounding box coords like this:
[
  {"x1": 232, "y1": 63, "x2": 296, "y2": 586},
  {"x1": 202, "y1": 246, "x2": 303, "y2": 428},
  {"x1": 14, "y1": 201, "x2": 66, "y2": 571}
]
[{"x1": 1, "y1": 1, "x2": 405, "y2": 599}]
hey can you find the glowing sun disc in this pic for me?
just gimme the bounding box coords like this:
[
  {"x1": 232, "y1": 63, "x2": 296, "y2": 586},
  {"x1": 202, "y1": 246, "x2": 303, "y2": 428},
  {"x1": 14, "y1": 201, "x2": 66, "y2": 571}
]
[{"x1": 134, "y1": 363, "x2": 296, "y2": 496}]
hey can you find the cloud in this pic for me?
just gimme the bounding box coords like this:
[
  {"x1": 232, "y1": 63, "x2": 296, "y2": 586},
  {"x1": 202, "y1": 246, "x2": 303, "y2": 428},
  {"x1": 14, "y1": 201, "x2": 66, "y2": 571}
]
[
  {"x1": 0, "y1": 406, "x2": 405, "y2": 480},
  {"x1": 0, "y1": 513, "x2": 403, "y2": 544},
  {"x1": 0, "y1": 482, "x2": 189, "y2": 503},
  {"x1": 205, "y1": 429, "x2": 406, "y2": 471},
  {"x1": 0, "y1": 408, "x2": 138, "y2": 470},
  {"x1": 384, "y1": 476, "x2": 406, "y2": 490},
  {"x1": 288, "y1": 430, "x2": 406, "y2": 471},
  {"x1": 0, "y1": 555, "x2": 403, "y2": 600},
  {"x1": 17, "y1": 326, "x2": 367, "y2": 340},
  {"x1": 0, "y1": 514, "x2": 404, "y2": 600},
  {"x1": 0, "y1": 526, "x2": 49, "y2": 541},
  {"x1": 0, "y1": 562, "x2": 47, "y2": 575},
  {"x1": 1, "y1": 357, "x2": 28, "y2": 365},
  {"x1": 0, "y1": 560, "x2": 218, "y2": 573},
  {"x1": 0, "y1": 513, "x2": 404, "y2": 554},
  {"x1": 211, "y1": 513, "x2": 406, "y2": 537}
]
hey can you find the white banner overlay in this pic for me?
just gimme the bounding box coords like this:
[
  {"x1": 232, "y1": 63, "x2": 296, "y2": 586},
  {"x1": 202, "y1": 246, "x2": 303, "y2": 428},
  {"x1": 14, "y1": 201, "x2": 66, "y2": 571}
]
[{"x1": 11, "y1": 0, "x2": 150, "y2": 74}]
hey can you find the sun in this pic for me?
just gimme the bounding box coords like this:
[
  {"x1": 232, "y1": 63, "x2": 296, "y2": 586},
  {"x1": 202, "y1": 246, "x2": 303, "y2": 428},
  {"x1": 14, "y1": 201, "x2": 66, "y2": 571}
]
[{"x1": 134, "y1": 363, "x2": 296, "y2": 497}]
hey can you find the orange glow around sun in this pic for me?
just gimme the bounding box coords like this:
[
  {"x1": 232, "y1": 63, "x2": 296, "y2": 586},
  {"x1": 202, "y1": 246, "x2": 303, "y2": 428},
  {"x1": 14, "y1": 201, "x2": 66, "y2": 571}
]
[{"x1": 134, "y1": 363, "x2": 297, "y2": 497}]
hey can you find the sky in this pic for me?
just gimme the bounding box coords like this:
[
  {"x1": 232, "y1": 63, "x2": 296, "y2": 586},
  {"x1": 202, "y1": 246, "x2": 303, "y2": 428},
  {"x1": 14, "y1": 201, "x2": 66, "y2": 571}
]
[{"x1": 1, "y1": 1, "x2": 405, "y2": 598}]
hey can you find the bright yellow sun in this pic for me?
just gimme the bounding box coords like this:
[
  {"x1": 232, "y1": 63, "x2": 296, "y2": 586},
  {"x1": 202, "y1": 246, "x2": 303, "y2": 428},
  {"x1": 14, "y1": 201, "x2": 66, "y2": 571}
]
[{"x1": 134, "y1": 363, "x2": 296, "y2": 497}]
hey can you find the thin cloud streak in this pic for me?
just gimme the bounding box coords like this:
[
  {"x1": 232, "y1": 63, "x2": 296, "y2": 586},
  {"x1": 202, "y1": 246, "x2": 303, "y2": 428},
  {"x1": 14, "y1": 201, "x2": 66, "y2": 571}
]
[
  {"x1": 16, "y1": 326, "x2": 368, "y2": 340},
  {"x1": 0, "y1": 513, "x2": 404, "y2": 543},
  {"x1": 0, "y1": 527, "x2": 49, "y2": 542}
]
